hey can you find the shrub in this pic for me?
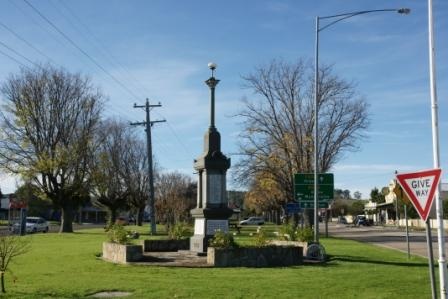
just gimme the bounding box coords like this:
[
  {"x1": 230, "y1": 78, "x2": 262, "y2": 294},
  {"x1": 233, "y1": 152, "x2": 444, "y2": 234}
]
[
  {"x1": 278, "y1": 224, "x2": 313, "y2": 242},
  {"x1": 253, "y1": 228, "x2": 268, "y2": 247},
  {"x1": 107, "y1": 224, "x2": 130, "y2": 244},
  {"x1": 279, "y1": 223, "x2": 298, "y2": 241},
  {"x1": 296, "y1": 227, "x2": 314, "y2": 242},
  {"x1": 168, "y1": 222, "x2": 190, "y2": 240},
  {"x1": 209, "y1": 230, "x2": 238, "y2": 249}
]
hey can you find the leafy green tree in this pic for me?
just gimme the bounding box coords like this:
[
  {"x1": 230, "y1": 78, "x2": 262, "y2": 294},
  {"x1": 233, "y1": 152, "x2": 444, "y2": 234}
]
[
  {"x1": 0, "y1": 66, "x2": 103, "y2": 232},
  {"x1": 353, "y1": 191, "x2": 362, "y2": 200},
  {"x1": 370, "y1": 187, "x2": 385, "y2": 203},
  {"x1": 330, "y1": 198, "x2": 349, "y2": 216},
  {"x1": 349, "y1": 200, "x2": 365, "y2": 216},
  {"x1": 14, "y1": 183, "x2": 52, "y2": 218}
]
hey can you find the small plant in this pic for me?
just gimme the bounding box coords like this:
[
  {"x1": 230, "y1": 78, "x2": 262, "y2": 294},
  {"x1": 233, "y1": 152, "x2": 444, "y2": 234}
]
[
  {"x1": 168, "y1": 222, "x2": 190, "y2": 240},
  {"x1": 209, "y1": 230, "x2": 237, "y2": 249},
  {"x1": 0, "y1": 234, "x2": 31, "y2": 293},
  {"x1": 107, "y1": 224, "x2": 130, "y2": 244},
  {"x1": 253, "y1": 227, "x2": 268, "y2": 247},
  {"x1": 296, "y1": 227, "x2": 314, "y2": 243},
  {"x1": 279, "y1": 223, "x2": 298, "y2": 241},
  {"x1": 127, "y1": 231, "x2": 140, "y2": 239}
]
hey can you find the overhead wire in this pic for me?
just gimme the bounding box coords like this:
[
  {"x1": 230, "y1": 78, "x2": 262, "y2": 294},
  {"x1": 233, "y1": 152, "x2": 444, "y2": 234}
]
[
  {"x1": 22, "y1": 0, "x2": 142, "y2": 102},
  {"x1": 8, "y1": 0, "x2": 87, "y2": 66},
  {"x1": 55, "y1": 0, "x2": 151, "y2": 98},
  {"x1": 0, "y1": 40, "x2": 42, "y2": 69},
  {"x1": 12, "y1": 1, "x2": 192, "y2": 164},
  {"x1": 0, "y1": 20, "x2": 61, "y2": 67},
  {"x1": 51, "y1": 1, "x2": 193, "y2": 159},
  {"x1": 46, "y1": 0, "x2": 146, "y2": 117},
  {"x1": 10, "y1": 0, "x2": 138, "y2": 120},
  {"x1": 0, "y1": 47, "x2": 29, "y2": 69},
  {"x1": 155, "y1": 111, "x2": 193, "y2": 157}
]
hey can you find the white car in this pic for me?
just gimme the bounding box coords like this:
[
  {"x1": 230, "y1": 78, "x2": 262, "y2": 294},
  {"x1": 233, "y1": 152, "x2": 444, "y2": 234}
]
[
  {"x1": 239, "y1": 217, "x2": 265, "y2": 226},
  {"x1": 24, "y1": 217, "x2": 49, "y2": 233}
]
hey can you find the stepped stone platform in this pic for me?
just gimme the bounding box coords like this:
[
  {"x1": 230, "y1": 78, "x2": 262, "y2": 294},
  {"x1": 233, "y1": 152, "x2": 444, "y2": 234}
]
[{"x1": 130, "y1": 250, "x2": 210, "y2": 268}]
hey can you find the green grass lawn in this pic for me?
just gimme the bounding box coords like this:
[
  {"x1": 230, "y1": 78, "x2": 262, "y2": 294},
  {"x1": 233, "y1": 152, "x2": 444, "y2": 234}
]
[{"x1": 4, "y1": 224, "x2": 435, "y2": 298}]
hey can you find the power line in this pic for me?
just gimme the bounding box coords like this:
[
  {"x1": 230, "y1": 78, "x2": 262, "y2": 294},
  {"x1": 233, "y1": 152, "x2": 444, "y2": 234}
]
[
  {"x1": 55, "y1": 0, "x2": 151, "y2": 99},
  {"x1": 156, "y1": 113, "x2": 193, "y2": 157},
  {"x1": 0, "y1": 20, "x2": 60, "y2": 67},
  {"x1": 22, "y1": 0, "x2": 142, "y2": 102},
  {"x1": 0, "y1": 40, "x2": 41, "y2": 68},
  {"x1": 0, "y1": 47, "x2": 29, "y2": 68}
]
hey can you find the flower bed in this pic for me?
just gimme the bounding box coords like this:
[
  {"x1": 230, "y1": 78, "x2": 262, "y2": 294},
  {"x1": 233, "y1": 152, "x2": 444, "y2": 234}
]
[{"x1": 207, "y1": 245, "x2": 303, "y2": 267}]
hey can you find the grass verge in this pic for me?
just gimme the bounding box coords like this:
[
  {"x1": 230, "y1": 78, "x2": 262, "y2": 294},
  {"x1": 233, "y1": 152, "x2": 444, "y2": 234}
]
[{"x1": 3, "y1": 224, "x2": 435, "y2": 298}]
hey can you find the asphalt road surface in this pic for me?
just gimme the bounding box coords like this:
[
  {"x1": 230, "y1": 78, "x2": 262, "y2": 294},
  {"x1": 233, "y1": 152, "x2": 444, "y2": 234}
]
[
  {"x1": 0, "y1": 222, "x2": 104, "y2": 235},
  {"x1": 326, "y1": 221, "x2": 442, "y2": 259}
]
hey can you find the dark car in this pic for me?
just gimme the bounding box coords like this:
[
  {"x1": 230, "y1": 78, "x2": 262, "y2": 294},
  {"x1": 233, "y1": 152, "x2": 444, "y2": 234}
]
[{"x1": 354, "y1": 215, "x2": 369, "y2": 226}]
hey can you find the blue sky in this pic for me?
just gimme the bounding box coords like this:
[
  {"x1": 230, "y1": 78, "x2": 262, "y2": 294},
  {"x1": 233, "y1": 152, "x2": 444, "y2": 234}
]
[{"x1": 0, "y1": 0, "x2": 447, "y2": 199}]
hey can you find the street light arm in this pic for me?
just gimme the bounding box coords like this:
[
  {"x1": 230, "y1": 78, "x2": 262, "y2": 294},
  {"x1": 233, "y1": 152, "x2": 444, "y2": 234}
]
[{"x1": 319, "y1": 8, "x2": 410, "y2": 32}]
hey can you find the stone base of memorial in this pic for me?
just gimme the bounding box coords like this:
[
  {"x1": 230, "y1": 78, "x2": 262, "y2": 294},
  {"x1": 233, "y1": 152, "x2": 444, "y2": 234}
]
[
  {"x1": 142, "y1": 239, "x2": 190, "y2": 252},
  {"x1": 102, "y1": 242, "x2": 143, "y2": 264},
  {"x1": 207, "y1": 245, "x2": 303, "y2": 267}
]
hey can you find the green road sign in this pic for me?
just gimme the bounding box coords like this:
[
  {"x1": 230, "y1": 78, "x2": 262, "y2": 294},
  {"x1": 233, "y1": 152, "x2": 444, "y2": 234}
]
[
  {"x1": 299, "y1": 202, "x2": 329, "y2": 209},
  {"x1": 295, "y1": 173, "x2": 334, "y2": 185},
  {"x1": 294, "y1": 173, "x2": 334, "y2": 203}
]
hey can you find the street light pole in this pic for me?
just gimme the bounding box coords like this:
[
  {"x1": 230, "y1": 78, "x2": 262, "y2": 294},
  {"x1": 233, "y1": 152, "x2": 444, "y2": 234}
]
[
  {"x1": 313, "y1": 16, "x2": 319, "y2": 243},
  {"x1": 313, "y1": 8, "x2": 410, "y2": 244},
  {"x1": 427, "y1": 0, "x2": 447, "y2": 297}
]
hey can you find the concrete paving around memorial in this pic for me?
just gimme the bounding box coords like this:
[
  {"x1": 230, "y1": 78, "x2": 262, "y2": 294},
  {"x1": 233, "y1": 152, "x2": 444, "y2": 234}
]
[{"x1": 326, "y1": 222, "x2": 442, "y2": 259}]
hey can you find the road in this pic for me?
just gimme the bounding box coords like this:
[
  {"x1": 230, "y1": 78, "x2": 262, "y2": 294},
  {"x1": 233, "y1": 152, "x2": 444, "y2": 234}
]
[
  {"x1": 326, "y1": 221, "x2": 442, "y2": 259},
  {"x1": 0, "y1": 222, "x2": 104, "y2": 235}
]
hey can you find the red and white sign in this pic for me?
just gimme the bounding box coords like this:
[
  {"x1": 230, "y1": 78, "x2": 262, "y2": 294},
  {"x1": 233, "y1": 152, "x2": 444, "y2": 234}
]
[{"x1": 396, "y1": 169, "x2": 442, "y2": 222}]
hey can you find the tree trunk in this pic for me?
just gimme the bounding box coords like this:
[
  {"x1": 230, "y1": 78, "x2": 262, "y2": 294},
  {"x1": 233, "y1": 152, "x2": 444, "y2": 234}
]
[
  {"x1": 109, "y1": 208, "x2": 117, "y2": 225},
  {"x1": 136, "y1": 208, "x2": 144, "y2": 226},
  {"x1": 1, "y1": 271, "x2": 6, "y2": 293},
  {"x1": 59, "y1": 205, "x2": 75, "y2": 233}
]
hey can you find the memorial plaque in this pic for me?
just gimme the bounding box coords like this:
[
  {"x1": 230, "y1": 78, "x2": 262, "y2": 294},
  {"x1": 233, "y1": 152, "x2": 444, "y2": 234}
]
[
  {"x1": 206, "y1": 219, "x2": 228, "y2": 235},
  {"x1": 194, "y1": 219, "x2": 205, "y2": 235},
  {"x1": 208, "y1": 174, "x2": 223, "y2": 204}
]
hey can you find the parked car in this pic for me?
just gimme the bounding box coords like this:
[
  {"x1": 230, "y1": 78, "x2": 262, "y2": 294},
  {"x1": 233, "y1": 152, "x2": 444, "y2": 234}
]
[
  {"x1": 239, "y1": 217, "x2": 265, "y2": 225},
  {"x1": 354, "y1": 215, "x2": 369, "y2": 226},
  {"x1": 337, "y1": 216, "x2": 347, "y2": 224},
  {"x1": 12, "y1": 217, "x2": 50, "y2": 233}
]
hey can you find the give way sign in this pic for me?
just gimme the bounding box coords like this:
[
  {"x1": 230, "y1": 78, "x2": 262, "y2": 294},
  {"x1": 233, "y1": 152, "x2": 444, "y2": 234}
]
[{"x1": 396, "y1": 169, "x2": 442, "y2": 222}]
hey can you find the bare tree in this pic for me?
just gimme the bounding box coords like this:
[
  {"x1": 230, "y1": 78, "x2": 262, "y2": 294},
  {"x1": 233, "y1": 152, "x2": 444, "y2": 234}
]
[
  {"x1": 0, "y1": 235, "x2": 31, "y2": 293},
  {"x1": 120, "y1": 128, "x2": 149, "y2": 226},
  {"x1": 235, "y1": 59, "x2": 369, "y2": 211},
  {"x1": 90, "y1": 119, "x2": 131, "y2": 226},
  {"x1": 154, "y1": 172, "x2": 196, "y2": 232},
  {"x1": 0, "y1": 66, "x2": 103, "y2": 232}
]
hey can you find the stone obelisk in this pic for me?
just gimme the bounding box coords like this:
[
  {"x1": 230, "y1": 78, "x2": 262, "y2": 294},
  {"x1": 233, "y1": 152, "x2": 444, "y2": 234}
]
[{"x1": 190, "y1": 63, "x2": 233, "y2": 253}]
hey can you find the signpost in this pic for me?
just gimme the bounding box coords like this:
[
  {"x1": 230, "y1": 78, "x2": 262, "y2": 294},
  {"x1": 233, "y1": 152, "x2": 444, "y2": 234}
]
[
  {"x1": 396, "y1": 169, "x2": 441, "y2": 222},
  {"x1": 294, "y1": 173, "x2": 334, "y2": 208},
  {"x1": 294, "y1": 173, "x2": 334, "y2": 240},
  {"x1": 396, "y1": 169, "x2": 442, "y2": 299},
  {"x1": 285, "y1": 203, "x2": 301, "y2": 215}
]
